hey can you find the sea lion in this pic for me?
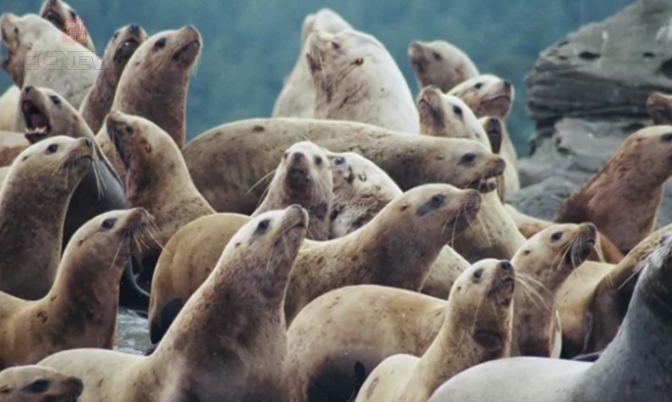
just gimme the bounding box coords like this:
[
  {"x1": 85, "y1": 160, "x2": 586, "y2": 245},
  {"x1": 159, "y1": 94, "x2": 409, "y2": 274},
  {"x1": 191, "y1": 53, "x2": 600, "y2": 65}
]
[
  {"x1": 0, "y1": 13, "x2": 99, "y2": 117},
  {"x1": 272, "y1": 8, "x2": 352, "y2": 119},
  {"x1": 479, "y1": 116, "x2": 520, "y2": 196},
  {"x1": 95, "y1": 25, "x2": 202, "y2": 173},
  {"x1": 0, "y1": 365, "x2": 83, "y2": 402},
  {"x1": 0, "y1": 136, "x2": 93, "y2": 300},
  {"x1": 0, "y1": 208, "x2": 148, "y2": 368},
  {"x1": 284, "y1": 183, "x2": 481, "y2": 325},
  {"x1": 555, "y1": 125, "x2": 672, "y2": 254},
  {"x1": 253, "y1": 141, "x2": 333, "y2": 240},
  {"x1": 449, "y1": 74, "x2": 514, "y2": 119},
  {"x1": 355, "y1": 259, "x2": 515, "y2": 402},
  {"x1": 426, "y1": 229, "x2": 672, "y2": 402},
  {"x1": 105, "y1": 111, "x2": 214, "y2": 290},
  {"x1": 183, "y1": 118, "x2": 503, "y2": 214},
  {"x1": 0, "y1": 131, "x2": 29, "y2": 167},
  {"x1": 646, "y1": 92, "x2": 672, "y2": 124},
  {"x1": 79, "y1": 24, "x2": 147, "y2": 133},
  {"x1": 0, "y1": 87, "x2": 20, "y2": 132},
  {"x1": 408, "y1": 40, "x2": 479, "y2": 93},
  {"x1": 147, "y1": 212, "x2": 250, "y2": 344},
  {"x1": 307, "y1": 29, "x2": 420, "y2": 133},
  {"x1": 40, "y1": 205, "x2": 308, "y2": 402},
  {"x1": 509, "y1": 223, "x2": 597, "y2": 357},
  {"x1": 39, "y1": 0, "x2": 95, "y2": 52}
]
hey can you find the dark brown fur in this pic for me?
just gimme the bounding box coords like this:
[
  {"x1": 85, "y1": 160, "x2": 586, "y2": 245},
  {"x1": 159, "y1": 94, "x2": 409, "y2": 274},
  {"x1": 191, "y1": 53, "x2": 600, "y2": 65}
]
[{"x1": 647, "y1": 92, "x2": 672, "y2": 125}]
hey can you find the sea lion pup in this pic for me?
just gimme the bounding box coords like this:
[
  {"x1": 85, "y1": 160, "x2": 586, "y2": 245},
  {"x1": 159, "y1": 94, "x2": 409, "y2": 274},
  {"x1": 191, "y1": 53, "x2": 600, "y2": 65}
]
[
  {"x1": 39, "y1": 0, "x2": 95, "y2": 52},
  {"x1": 253, "y1": 141, "x2": 333, "y2": 240},
  {"x1": 449, "y1": 74, "x2": 514, "y2": 119},
  {"x1": 327, "y1": 151, "x2": 469, "y2": 299},
  {"x1": 0, "y1": 13, "x2": 99, "y2": 118},
  {"x1": 95, "y1": 25, "x2": 202, "y2": 171},
  {"x1": 647, "y1": 92, "x2": 672, "y2": 124},
  {"x1": 284, "y1": 183, "x2": 481, "y2": 324},
  {"x1": 0, "y1": 136, "x2": 93, "y2": 300},
  {"x1": 272, "y1": 8, "x2": 352, "y2": 119},
  {"x1": 306, "y1": 28, "x2": 420, "y2": 134},
  {"x1": 555, "y1": 125, "x2": 672, "y2": 254},
  {"x1": 509, "y1": 223, "x2": 597, "y2": 357},
  {"x1": 0, "y1": 365, "x2": 83, "y2": 402},
  {"x1": 105, "y1": 111, "x2": 214, "y2": 290},
  {"x1": 0, "y1": 208, "x2": 148, "y2": 368},
  {"x1": 79, "y1": 24, "x2": 147, "y2": 134},
  {"x1": 480, "y1": 115, "x2": 520, "y2": 196},
  {"x1": 355, "y1": 259, "x2": 515, "y2": 402},
  {"x1": 408, "y1": 40, "x2": 479, "y2": 93},
  {"x1": 147, "y1": 213, "x2": 250, "y2": 344},
  {"x1": 428, "y1": 230, "x2": 672, "y2": 402},
  {"x1": 184, "y1": 118, "x2": 502, "y2": 214},
  {"x1": 40, "y1": 206, "x2": 308, "y2": 402}
]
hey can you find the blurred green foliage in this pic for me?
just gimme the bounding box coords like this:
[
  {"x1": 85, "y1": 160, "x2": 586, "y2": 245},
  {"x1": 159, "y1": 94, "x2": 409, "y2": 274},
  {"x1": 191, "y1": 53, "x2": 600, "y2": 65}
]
[{"x1": 0, "y1": 0, "x2": 635, "y2": 155}]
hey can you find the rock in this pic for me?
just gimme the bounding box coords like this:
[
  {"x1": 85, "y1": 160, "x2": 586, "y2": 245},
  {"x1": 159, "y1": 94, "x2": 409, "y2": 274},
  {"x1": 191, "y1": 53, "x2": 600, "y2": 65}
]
[
  {"x1": 114, "y1": 309, "x2": 151, "y2": 355},
  {"x1": 507, "y1": 177, "x2": 578, "y2": 221}
]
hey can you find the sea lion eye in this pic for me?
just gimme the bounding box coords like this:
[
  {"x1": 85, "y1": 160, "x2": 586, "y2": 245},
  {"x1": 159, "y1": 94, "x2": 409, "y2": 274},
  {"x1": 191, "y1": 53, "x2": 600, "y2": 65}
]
[
  {"x1": 153, "y1": 38, "x2": 167, "y2": 50},
  {"x1": 49, "y1": 95, "x2": 61, "y2": 106},
  {"x1": 256, "y1": 219, "x2": 270, "y2": 233},
  {"x1": 430, "y1": 194, "x2": 444, "y2": 206},
  {"x1": 432, "y1": 51, "x2": 442, "y2": 61},
  {"x1": 113, "y1": 31, "x2": 120, "y2": 40},
  {"x1": 475, "y1": 83, "x2": 483, "y2": 89},
  {"x1": 551, "y1": 232, "x2": 563, "y2": 242},
  {"x1": 472, "y1": 268, "x2": 484, "y2": 282},
  {"x1": 24, "y1": 379, "x2": 50, "y2": 393},
  {"x1": 335, "y1": 156, "x2": 345, "y2": 166},
  {"x1": 452, "y1": 106, "x2": 463, "y2": 116},
  {"x1": 46, "y1": 144, "x2": 58, "y2": 154},
  {"x1": 70, "y1": 11, "x2": 77, "y2": 18},
  {"x1": 354, "y1": 58, "x2": 364, "y2": 66},
  {"x1": 314, "y1": 156, "x2": 323, "y2": 165},
  {"x1": 101, "y1": 218, "x2": 116, "y2": 230},
  {"x1": 662, "y1": 133, "x2": 672, "y2": 142},
  {"x1": 125, "y1": 125, "x2": 134, "y2": 136},
  {"x1": 0, "y1": 387, "x2": 9, "y2": 394},
  {"x1": 459, "y1": 153, "x2": 476, "y2": 164}
]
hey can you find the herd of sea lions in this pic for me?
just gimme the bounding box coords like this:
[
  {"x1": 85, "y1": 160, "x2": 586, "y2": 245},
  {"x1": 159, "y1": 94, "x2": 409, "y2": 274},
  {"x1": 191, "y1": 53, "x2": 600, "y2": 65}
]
[{"x1": 0, "y1": 2, "x2": 671, "y2": 402}]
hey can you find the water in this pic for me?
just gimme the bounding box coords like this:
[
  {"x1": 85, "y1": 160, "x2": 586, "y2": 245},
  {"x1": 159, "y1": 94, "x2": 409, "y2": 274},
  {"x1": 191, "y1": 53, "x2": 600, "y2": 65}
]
[{"x1": 113, "y1": 308, "x2": 151, "y2": 355}]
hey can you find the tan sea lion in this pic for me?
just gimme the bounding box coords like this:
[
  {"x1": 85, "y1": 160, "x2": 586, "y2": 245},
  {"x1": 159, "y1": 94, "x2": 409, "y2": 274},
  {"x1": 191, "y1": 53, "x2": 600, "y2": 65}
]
[
  {"x1": 39, "y1": 0, "x2": 95, "y2": 52},
  {"x1": 0, "y1": 208, "x2": 148, "y2": 368},
  {"x1": 253, "y1": 141, "x2": 333, "y2": 240},
  {"x1": 80, "y1": 24, "x2": 148, "y2": 133},
  {"x1": 40, "y1": 205, "x2": 308, "y2": 402},
  {"x1": 0, "y1": 136, "x2": 93, "y2": 300},
  {"x1": 0, "y1": 87, "x2": 20, "y2": 132},
  {"x1": 449, "y1": 74, "x2": 514, "y2": 119},
  {"x1": 479, "y1": 116, "x2": 520, "y2": 196},
  {"x1": 183, "y1": 118, "x2": 502, "y2": 214},
  {"x1": 426, "y1": 231, "x2": 672, "y2": 402},
  {"x1": 307, "y1": 29, "x2": 420, "y2": 133},
  {"x1": 510, "y1": 223, "x2": 597, "y2": 357},
  {"x1": 646, "y1": 92, "x2": 672, "y2": 124},
  {"x1": 355, "y1": 259, "x2": 515, "y2": 402},
  {"x1": 555, "y1": 125, "x2": 672, "y2": 254},
  {"x1": 272, "y1": 8, "x2": 352, "y2": 119},
  {"x1": 147, "y1": 212, "x2": 250, "y2": 343},
  {"x1": 408, "y1": 40, "x2": 479, "y2": 93},
  {"x1": 95, "y1": 25, "x2": 202, "y2": 172},
  {"x1": 0, "y1": 365, "x2": 83, "y2": 402},
  {"x1": 105, "y1": 111, "x2": 214, "y2": 289},
  {"x1": 0, "y1": 13, "x2": 99, "y2": 118}
]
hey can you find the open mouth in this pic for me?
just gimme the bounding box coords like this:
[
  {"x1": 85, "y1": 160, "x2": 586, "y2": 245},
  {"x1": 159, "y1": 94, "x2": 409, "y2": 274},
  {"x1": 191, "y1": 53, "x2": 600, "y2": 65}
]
[
  {"x1": 467, "y1": 177, "x2": 498, "y2": 193},
  {"x1": 42, "y1": 10, "x2": 65, "y2": 31},
  {"x1": 116, "y1": 39, "x2": 140, "y2": 59},
  {"x1": 22, "y1": 100, "x2": 51, "y2": 141}
]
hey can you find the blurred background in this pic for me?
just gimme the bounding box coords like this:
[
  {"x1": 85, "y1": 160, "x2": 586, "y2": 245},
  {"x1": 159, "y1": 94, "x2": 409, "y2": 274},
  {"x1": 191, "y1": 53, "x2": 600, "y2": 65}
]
[{"x1": 0, "y1": 0, "x2": 635, "y2": 153}]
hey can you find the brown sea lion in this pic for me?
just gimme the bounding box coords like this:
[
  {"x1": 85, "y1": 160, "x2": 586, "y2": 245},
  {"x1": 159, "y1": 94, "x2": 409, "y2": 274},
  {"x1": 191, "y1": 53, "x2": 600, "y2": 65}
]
[
  {"x1": 408, "y1": 40, "x2": 479, "y2": 93},
  {"x1": 646, "y1": 92, "x2": 672, "y2": 124}
]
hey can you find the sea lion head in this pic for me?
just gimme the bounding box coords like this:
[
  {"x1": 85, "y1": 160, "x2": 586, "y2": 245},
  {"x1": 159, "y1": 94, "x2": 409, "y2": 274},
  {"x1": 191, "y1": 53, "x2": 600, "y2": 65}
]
[
  {"x1": 635, "y1": 230, "x2": 672, "y2": 309},
  {"x1": 20, "y1": 86, "x2": 87, "y2": 143},
  {"x1": 618, "y1": 126, "x2": 672, "y2": 181},
  {"x1": 450, "y1": 74, "x2": 514, "y2": 119},
  {"x1": 105, "y1": 23, "x2": 147, "y2": 67},
  {"x1": 441, "y1": 138, "x2": 506, "y2": 193},
  {"x1": 380, "y1": 183, "x2": 482, "y2": 244},
  {"x1": 0, "y1": 365, "x2": 83, "y2": 402},
  {"x1": 449, "y1": 259, "x2": 516, "y2": 356},
  {"x1": 225, "y1": 205, "x2": 308, "y2": 300},
  {"x1": 647, "y1": 92, "x2": 672, "y2": 125},
  {"x1": 513, "y1": 223, "x2": 597, "y2": 291},
  {"x1": 302, "y1": 8, "x2": 352, "y2": 46},
  {"x1": 276, "y1": 141, "x2": 332, "y2": 199},
  {"x1": 408, "y1": 40, "x2": 479, "y2": 92},
  {"x1": 8, "y1": 135, "x2": 93, "y2": 193},
  {"x1": 39, "y1": 0, "x2": 94, "y2": 51},
  {"x1": 0, "y1": 13, "x2": 55, "y2": 87},
  {"x1": 417, "y1": 86, "x2": 490, "y2": 145}
]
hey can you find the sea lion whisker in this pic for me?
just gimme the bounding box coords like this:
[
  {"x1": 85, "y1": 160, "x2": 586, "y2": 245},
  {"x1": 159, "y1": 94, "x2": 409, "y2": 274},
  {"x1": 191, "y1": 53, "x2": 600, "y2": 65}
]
[
  {"x1": 247, "y1": 169, "x2": 276, "y2": 196},
  {"x1": 515, "y1": 276, "x2": 539, "y2": 308},
  {"x1": 108, "y1": 236, "x2": 125, "y2": 271}
]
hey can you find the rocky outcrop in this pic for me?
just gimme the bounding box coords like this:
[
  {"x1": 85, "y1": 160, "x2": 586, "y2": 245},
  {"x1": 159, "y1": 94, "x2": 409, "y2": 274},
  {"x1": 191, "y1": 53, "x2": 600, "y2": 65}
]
[{"x1": 511, "y1": 0, "x2": 672, "y2": 228}]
